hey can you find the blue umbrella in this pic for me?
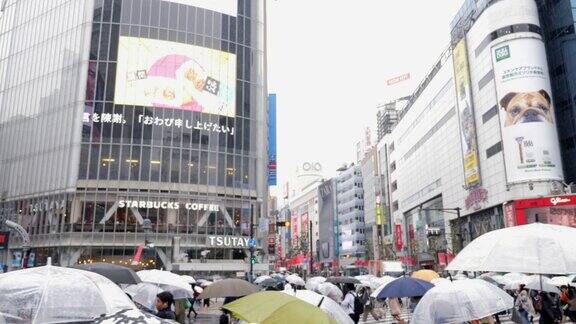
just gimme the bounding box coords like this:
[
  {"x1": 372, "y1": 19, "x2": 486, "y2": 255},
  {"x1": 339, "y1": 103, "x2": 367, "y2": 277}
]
[{"x1": 376, "y1": 277, "x2": 434, "y2": 299}]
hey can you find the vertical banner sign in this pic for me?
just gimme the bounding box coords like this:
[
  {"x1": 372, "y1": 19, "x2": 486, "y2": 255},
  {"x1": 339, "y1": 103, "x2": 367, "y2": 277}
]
[
  {"x1": 453, "y1": 39, "x2": 481, "y2": 188},
  {"x1": 394, "y1": 223, "x2": 404, "y2": 251},
  {"x1": 268, "y1": 94, "x2": 277, "y2": 186},
  {"x1": 492, "y1": 38, "x2": 563, "y2": 183},
  {"x1": 375, "y1": 203, "x2": 382, "y2": 225}
]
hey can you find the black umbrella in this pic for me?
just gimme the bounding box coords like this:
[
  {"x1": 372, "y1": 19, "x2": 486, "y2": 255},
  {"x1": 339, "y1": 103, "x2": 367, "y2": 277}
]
[
  {"x1": 326, "y1": 276, "x2": 361, "y2": 285},
  {"x1": 72, "y1": 263, "x2": 141, "y2": 285},
  {"x1": 258, "y1": 278, "x2": 278, "y2": 288}
]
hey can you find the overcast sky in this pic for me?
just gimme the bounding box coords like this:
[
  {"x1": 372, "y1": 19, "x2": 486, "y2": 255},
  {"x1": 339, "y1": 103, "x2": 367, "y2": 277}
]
[{"x1": 266, "y1": 0, "x2": 464, "y2": 195}]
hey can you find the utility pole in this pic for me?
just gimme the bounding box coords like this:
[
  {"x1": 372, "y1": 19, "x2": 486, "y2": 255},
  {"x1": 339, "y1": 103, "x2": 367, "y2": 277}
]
[{"x1": 309, "y1": 220, "x2": 313, "y2": 276}]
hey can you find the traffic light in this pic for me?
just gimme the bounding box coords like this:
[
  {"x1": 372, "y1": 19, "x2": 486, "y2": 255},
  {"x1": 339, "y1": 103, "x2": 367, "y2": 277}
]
[{"x1": 250, "y1": 256, "x2": 257, "y2": 265}]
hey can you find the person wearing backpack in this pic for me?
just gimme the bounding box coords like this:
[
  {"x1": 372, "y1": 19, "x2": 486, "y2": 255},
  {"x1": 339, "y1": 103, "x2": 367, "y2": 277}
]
[
  {"x1": 341, "y1": 283, "x2": 362, "y2": 323},
  {"x1": 359, "y1": 286, "x2": 381, "y2": 322}
]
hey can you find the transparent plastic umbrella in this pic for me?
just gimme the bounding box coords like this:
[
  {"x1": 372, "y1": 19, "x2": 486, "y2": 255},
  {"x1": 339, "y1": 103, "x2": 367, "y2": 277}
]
[
  {"x1": 446, "y1": 223, "x2": 576, "y2": 274},
  {"x1": 431, "y1": 278, "x2": 451, "y2": 286},
  {"x1": 286, "y1": 274, "x2": 305, "y2": 286},
  {"x1": 549, "y1": 276, "x2": 571, "y2": 287},
  {"x1": 520, "y1": 275, "x2": 560, "y2": 294},
  {"x1": 124, "y1": 282, "x2": 164, "y2": 312},
  {"x1": 370, "y1": 276, "x2": 396, "y2": 291},
  {"x1": 0, "y1": 265, "x2": 136, "y2": 323},
  {"x1": 412, "y1": 279, "x2": 514, "y2": 323},
  {"x1": 180, "y1": 275, "x2": 196, "y2": 284},
  {"x1": 305, "y1": 276, "x2": 326, "y2": 291},
  {"x1": 283, "y1": 289, "x2": 353, "y2": 324},
  {"x1": 93, "y1": 308, "x2": 169, "y2": 323},
  {"x1": 254, "y1": 275, "x2": 272, "y2": 284},
  {"x1": 137, "y1": 269, "x2": 194, "y2": 299},
  {"x1": 316, "y1": 282, "x2": 343, "y2": 303}
]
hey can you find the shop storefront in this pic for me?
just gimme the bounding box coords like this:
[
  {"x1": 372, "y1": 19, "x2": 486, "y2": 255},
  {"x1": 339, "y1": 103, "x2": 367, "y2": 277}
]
[{"x1": 504, "y1": 195, "x2": 576, "y2": 227}]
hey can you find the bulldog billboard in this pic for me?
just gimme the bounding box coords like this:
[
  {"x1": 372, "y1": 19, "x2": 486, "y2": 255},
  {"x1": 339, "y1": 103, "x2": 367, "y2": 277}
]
[{"x1": 491, "y1": 37, "x2": 563, "y2": 183}]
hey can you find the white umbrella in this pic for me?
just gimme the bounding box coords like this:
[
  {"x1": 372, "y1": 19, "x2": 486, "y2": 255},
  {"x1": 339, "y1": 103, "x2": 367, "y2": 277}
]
[
  {"x1": 180, "y1": 275, "x2": 196, "y2": 284},
  {"x1": 254, "y1": 275, "x2": 272, "y2": 284},
  {"x1": 453, "y1": 274, "x2": 469, "y2": 280},
  {"x1": 137, "y1": 270, "x2": 193, "y2": 299},
  {"x1": 549, "y1": 276, "x2": 571, "y2": 287},
  {"x1": 285, "y1": 274, "x2": 305, "y2": 286},
  {"x1": 124, "y1": 282, "x2": 163, "y2": 311},
  {"x1": 520, "y1": 275, "x2": 561, "y2": 294},
  {"x1": 317, "y1": 282, "x2": 344, "y2": 303},
  {"x1": 412, "y1": 279, "x2": 514, "y2": 323},
  {"x1": 370, "y1": 277, "x2": 397, "y2": 298},
  {"x1": 431, "y1": 278, "x2": 451, "y2": 286},
  {"x1": 305, "y1": 276, "x2": 326, "y2": 291},
  {"x1": 282, "y1": 289, "x2": 354, "y2": 324},
  {"x1": 491, "y1": 275, "x2": 506, "y2": 285},
  {"x1": 370, "y1": 276, "x2": 396, "y2": 290},
  {"x1": 355, "y1": 274, "x2": 375, "y2": 282},
  {"x1": 0, "y1": 265, "x2": 136, "y2": 323},
  {"x1": 446, "y1": 223, "x2": 576, "y2": 274},
  {"x1": 200, "y1": 280, "x2": 213, "y2": 287}
]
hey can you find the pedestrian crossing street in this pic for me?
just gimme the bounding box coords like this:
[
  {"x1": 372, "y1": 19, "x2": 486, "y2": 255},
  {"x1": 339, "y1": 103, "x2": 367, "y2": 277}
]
[{"x1": 359, "y1": 309, "x2": 518, "y2": 324}]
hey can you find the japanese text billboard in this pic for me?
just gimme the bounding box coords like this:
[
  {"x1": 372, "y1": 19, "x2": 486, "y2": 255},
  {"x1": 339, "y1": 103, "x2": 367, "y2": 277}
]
[
  {"x1": 453, "y1": 39, "x2": 481, "y2": 188},
  {"x1": 114, "y1": 37, "x2": 236, "y2": 117},
  {"x1": 491, "y1": 38, "x2": 563, "y2": 183}
]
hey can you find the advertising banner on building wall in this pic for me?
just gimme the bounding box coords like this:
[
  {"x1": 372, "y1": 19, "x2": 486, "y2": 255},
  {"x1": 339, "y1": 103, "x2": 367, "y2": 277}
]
[
  {"x1": 268, "y1": 94, "x2": 277, "y2": 186},
  {"x1": 491, "y1": 38, "x2": 563, "y2": 183},
  {"x1": 453, "y1": 39, "x2": 481, "y2": 188},
  {"x1": 115, "y1": 37, "x2": 236, "y2": 117}
]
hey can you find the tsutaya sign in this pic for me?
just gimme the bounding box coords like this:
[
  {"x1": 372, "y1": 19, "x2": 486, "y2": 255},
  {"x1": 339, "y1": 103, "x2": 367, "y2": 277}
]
[
  {"x1": 207, "y1": 236, "x2": 250, "y2": 248},
  {"x1": 118, "y1": 200, "x2": 219, "y2": 211}
]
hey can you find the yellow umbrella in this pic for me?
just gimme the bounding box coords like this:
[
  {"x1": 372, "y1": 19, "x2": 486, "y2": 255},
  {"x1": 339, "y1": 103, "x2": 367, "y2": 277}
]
[
  {"x1": 412, "y1": 269, "x2": 440, "y2": 282},
  {"x1": 222, "y1": 291, "x2": 335, "y2": 324}
]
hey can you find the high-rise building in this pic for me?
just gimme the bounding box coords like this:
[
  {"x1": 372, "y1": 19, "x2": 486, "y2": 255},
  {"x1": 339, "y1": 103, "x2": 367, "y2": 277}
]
[
  {"x1": 536, "y1": 0, "x2": 576, "y2": 183},
  {"x1": 376, "y1": 99, "x2": 408, "y2": 142},
  {"x1": 0, "y1": 0, "x2": 269, "y2": 274},
  {"x1": 335, "y1": 164, "x2": 365, "y2": 271}
]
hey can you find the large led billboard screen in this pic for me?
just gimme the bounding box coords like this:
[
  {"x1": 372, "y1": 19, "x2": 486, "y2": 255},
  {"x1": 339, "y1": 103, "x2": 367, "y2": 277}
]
[{"x1": 114, "y1": 36, "x2": 236, "y2": 117}]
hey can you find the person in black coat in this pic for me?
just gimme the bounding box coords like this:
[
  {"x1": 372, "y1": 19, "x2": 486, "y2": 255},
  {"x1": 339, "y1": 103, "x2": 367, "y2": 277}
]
[{"x1": 155, "y1": 291, "x2": 176, "y2": 320}]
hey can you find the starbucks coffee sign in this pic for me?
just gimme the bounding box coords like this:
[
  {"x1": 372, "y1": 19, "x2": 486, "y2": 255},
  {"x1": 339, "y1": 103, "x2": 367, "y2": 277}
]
[
  {"x1": 207, "y1": 236, "x2": 250, "y2": 248},
  {"x1": 118, "y1": 200, "x2": 219, "y2": 211}
]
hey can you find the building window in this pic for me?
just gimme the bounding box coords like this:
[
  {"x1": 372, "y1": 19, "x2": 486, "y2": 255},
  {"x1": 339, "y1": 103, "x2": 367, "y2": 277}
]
[
  {"x1": 482, "y1": 105, "x2": 498, "y2": 124},
  {"x1": 486, "y1": 141, "x2": 503, "y2": 158},
  {"x1": 478, "y1": 70, "x2": 494, "y2": 90},
  {"x1": 392, "y1": 200, "x2": 399, "y2": 212},
  {"x1": 389, "y1": 142, "x2": 395, "y2": 152},
  {"x1": 391, "y1": 181, "x2": 398, "y2": 192},
  {"x1": 390, "y1": 161, "x2": 396, "y2": 172}
]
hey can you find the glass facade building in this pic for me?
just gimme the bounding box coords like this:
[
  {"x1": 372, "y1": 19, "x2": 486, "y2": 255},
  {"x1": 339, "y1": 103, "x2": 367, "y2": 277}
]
[
  {"x1": 537, "y1": 0, "x2": 576, "y2": 183},
  {"x1": 0, "y1": 0, "x2": 268, "y2": 272}
]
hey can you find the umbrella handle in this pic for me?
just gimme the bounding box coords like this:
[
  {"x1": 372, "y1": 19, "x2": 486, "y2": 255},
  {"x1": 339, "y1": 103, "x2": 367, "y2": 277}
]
[{"x1": 317, "y1": 297, "x2": 325, "y2": 308}]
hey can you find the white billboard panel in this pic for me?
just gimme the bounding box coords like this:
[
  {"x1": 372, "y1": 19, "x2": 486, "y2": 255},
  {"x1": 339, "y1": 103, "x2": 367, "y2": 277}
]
[
  {"x1": 491, "y1": 37, "x2": 563, "y2": 183},
  {"x1": 166, "y1": 0, "x2": 237, "y2": 17}
]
